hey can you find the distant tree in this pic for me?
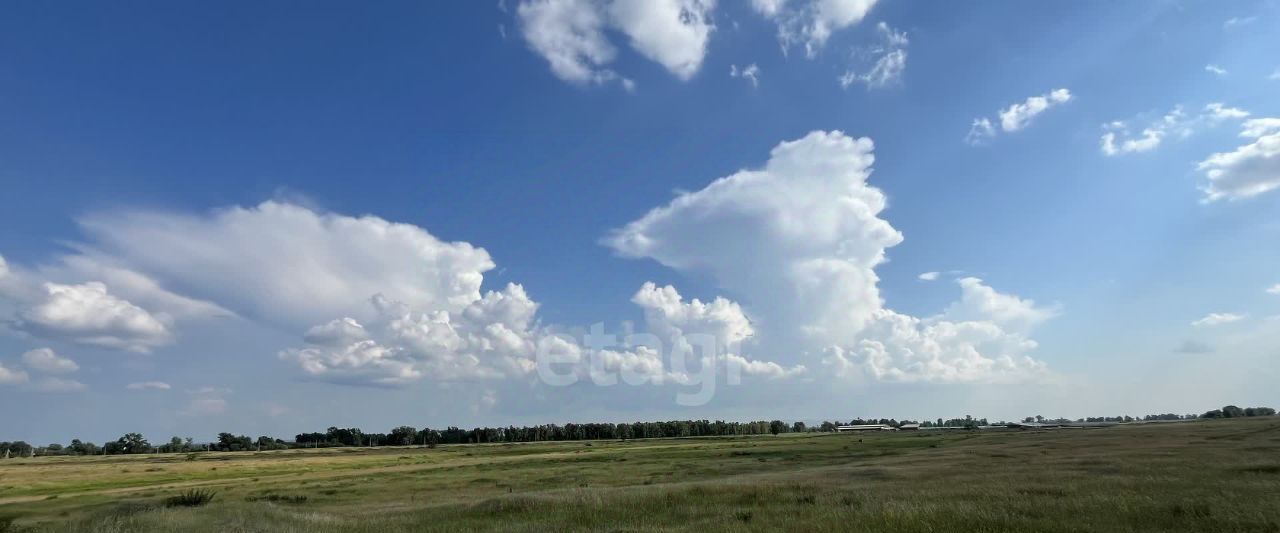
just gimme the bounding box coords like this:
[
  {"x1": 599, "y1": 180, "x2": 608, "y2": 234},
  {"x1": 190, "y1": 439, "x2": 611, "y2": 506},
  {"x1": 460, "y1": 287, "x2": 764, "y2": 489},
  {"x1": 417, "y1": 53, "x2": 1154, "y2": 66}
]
[
  {"x1": 769, "y1": 420, "x2": 787, "y2": 435},
  {"x1": 157, "y1": 436, "x2": 186, "y2": 453},
  {"x1": 792, "y1": 421, "x2": 807, "y2": 433},
  {"x1": 215, "y1": 433, "x2": 253, "y2": 451},
  {"x1": 1, "y1": 441, "x2": 33, "y2": 458},
  {"x1": 67, "y1": 439, "x2": 99, "y2": 455},
  {"x1": 255, "y1": 436, "x2": 284, "y2": 450},
  {"x1": 1221, "y1": 405, "x2": 1245, "y2": 418},
  {"x1": 389, "y1": 426, "x2": 418, "y2": 446},
  {"x1": 110, "y1": 433, "x2": 151, "y2": 454},
  {"x1": 1202, "y1": 409, "x2": 1223, "y2": 419}
]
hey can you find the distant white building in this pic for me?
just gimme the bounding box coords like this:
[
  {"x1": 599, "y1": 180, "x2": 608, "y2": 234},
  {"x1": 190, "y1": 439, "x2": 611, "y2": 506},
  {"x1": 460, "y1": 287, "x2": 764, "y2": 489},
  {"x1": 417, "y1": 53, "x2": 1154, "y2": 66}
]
[{"x1": 836, "y1": 424, "x2": 894, "y2": 432}]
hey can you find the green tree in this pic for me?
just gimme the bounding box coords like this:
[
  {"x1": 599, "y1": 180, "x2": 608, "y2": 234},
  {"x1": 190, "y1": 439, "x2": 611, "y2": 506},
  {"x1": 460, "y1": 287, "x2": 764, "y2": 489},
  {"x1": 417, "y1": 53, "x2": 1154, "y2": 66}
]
[
  {"x1": 114, "y1": 433, "x2": 151, "y2": 454},
  {"x1": 769, "y1": 420, "x2": 787, "y2": 435},
  {"x1": 389, "y1": 426, "x2": 418, "y2": 446}
]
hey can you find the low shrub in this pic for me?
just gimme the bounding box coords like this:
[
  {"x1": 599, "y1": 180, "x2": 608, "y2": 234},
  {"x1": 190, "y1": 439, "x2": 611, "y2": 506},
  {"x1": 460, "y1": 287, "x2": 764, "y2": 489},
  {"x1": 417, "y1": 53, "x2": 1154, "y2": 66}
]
[{"x1": 163, "y1": 489, "x2": 216, "y2": 508}]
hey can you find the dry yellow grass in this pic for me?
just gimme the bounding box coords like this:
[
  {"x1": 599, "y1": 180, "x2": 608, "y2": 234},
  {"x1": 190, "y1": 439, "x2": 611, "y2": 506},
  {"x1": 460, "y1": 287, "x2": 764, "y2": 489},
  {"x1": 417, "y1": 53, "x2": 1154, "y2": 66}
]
[{"x1": 2, "y1": 417, "x2": 1279, "y2": 531}]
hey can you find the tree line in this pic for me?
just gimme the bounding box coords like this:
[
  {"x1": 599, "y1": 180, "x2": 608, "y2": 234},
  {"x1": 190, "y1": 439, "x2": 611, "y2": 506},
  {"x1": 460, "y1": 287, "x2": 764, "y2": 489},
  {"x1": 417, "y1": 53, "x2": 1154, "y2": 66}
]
[{"x1": 2, "y1": 405, "x2": 1274, "y2": 458}]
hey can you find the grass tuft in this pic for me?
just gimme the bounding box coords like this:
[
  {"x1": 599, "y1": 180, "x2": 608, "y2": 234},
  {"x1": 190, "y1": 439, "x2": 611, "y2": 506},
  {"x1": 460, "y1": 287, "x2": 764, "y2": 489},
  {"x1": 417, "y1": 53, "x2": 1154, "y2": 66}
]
[{"x1": 163, "y1": 489, "x2": 216, "y2": 508}]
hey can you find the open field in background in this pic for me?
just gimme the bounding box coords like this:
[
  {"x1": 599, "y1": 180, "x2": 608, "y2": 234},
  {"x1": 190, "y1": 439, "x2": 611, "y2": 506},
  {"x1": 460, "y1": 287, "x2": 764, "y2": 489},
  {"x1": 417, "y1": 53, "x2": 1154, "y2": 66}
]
[{"x1": 1, "y1": 418, "x2": 1279, "y2": 532}]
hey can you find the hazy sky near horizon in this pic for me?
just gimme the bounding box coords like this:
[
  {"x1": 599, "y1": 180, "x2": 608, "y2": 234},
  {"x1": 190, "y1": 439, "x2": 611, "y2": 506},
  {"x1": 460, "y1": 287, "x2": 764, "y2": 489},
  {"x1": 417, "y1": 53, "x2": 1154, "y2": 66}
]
[{"x1": 2, "y1": 0, "x2": 1279, "y2": 444}]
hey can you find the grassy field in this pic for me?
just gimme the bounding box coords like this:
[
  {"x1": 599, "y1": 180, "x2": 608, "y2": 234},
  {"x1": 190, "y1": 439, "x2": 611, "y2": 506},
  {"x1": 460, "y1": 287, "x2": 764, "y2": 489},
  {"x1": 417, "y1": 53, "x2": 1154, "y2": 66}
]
[{"x1": 2, "y1": 417, "x2": 1279, "y2": 532}]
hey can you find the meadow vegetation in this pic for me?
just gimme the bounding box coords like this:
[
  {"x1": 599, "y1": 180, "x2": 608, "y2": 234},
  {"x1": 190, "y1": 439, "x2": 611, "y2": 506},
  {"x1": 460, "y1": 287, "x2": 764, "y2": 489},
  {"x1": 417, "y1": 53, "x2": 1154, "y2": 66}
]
[{"x1": 1, "y1": 417, "x2": 1278, "y2": 532}]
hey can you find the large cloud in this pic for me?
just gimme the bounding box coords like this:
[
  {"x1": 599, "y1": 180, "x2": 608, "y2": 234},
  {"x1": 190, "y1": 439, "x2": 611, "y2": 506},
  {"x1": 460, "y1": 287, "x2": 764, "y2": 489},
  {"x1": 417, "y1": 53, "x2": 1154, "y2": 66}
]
[
  {"x1": 1, "y1": 252, "x2": 227, "y2": 354},
  {"x1": 632, "y1": 282, "x2": 802, "y2": 379},
  {"x1": 516, "y1": 0, "x2": 618, "y2": 85},
  {"x1": 606, "y1": 131, "x2": 901, "y2": 345},
  {"x1": 279, "y1": 283, "x2": 544, "y2": 386},
  {"x1": 606, "y1": 130, "x2": 1054, "y2": 382},
  {"x1": 73, "y1": 201, "x2": 495, "y2": 328},
  {"x1": 279, "y1": 274, "x2": 800, "y2": 387},
  {"x1": 609, "y1": 0, "x2": 715, "y2": 81},
  {"x1": 516, "y1": 0, "x2": 715, "y2": 85},
  {"x1": 15, "y1": 282, "x2": 172, "y2": 352},
  {"x1": 1199, "y1": 118, "x2": 1280, "y2": 201}
]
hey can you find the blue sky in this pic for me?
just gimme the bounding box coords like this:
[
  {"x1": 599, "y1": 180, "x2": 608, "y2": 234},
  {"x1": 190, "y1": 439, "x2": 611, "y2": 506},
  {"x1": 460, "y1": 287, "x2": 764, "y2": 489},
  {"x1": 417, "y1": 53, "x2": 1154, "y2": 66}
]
[{"x1": 2, "y1": 0, "x2": 1279, "y2": 444}]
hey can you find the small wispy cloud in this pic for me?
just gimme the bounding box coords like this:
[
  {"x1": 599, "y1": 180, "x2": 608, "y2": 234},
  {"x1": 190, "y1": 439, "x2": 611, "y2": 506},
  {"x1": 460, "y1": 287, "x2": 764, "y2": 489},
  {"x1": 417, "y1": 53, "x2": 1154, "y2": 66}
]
[
  {"x1": 1100, "y1": 102, "x2": 1249, "y2": 156},
  {"x1": 918, "y1": 272, "x2": 940, "y2": 281},
  {"x1": 965, "y1": 118, "x2": 996, "y2": 146},
  {"x1": 1205, "y1": 64, "x2": 1228, "y2": 77},
  {"x1": 730, "y1": 63, "x2": 761, "y2": 88},
  {"x1": 126, "y1": 381, "x2": 171, "y2": 390},
  {"x1": 34, "y1": 377, "x2": 87, "y2": 393},
  {"x1": 1266, "y1": 284, "x2": 1280, "y2": 295},
  {"x1": 1191, "y1": 312, "x2": 1246, "y2": 327},
  {"x1": 839, "y1": 23, "x2": 909, "y2": 90},
  {"x1": 1174, "y1": 340, "x2": 1214, "y2": 354},
  {"x1": 1223, "y1": 16, "x2": 1257, "y2": 29},
  {"x1": 966, "y1": 89, "x2": 1072, "y2": 145}
]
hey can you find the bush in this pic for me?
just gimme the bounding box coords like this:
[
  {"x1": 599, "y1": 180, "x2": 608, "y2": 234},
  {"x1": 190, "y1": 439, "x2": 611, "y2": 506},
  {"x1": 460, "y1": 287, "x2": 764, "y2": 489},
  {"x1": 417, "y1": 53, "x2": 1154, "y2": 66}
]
[{"x1": 163, "y1": 489, "x2": 216, "y2": 507}]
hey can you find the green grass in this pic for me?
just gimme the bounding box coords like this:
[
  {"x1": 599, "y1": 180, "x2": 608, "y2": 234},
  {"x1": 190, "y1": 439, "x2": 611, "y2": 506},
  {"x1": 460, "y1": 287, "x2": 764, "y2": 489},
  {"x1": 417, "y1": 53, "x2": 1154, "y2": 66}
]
[{"x1": 2, "y1": 418, "x2": 1279, "y2": 531}]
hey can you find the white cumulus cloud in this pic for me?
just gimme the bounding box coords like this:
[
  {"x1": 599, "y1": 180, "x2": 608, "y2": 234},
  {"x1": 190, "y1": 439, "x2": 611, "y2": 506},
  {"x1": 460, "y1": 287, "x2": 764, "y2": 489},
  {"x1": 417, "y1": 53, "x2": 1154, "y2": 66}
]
[
  {"x1": 15, "y1": 282, "x2": 172, "y2": 353},
  {"x1": 944, "y1": 277, "x2": 1058, "y2": 334},
  {"x1": 280, "y1": 283, "x2": 545, "y2": 386},
  {"x1": 516, "y1": 0, "x2": 618, "y2": 85},
  {"x1": 917, "y1": 272, "x2": 940, "y2": 281},
  {"x1": 998, "y1": 88, "x2": 1073, "y2": 132},
  {"x1": 606, "y1": 130, "x2": 1054, "y2": 383},
  {"x1": 516, "y1": 0, "x2": 716, "y2": 86},
  {"x1": 1199, "y1": 118, "x2": 1280, "y2": 201},
  {"x1": 609, "y1": 0, "x2": 716, "y2": 81},
  {"x1": 0, "y1": 363, "x2": 29, "y2": 385},
  {"x1": 21, "y1": 348, "x2": 79, "y2": 374}
]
